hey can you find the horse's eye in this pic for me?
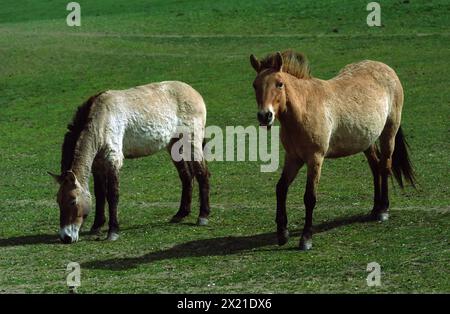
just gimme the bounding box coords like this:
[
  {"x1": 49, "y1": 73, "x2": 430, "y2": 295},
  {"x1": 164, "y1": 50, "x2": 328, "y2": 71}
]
[
  {"x1": 276, "y1": 82, "x2": 284, "y2": 89},
  {"x1": 70, "y1": 199, "x2": 77, "y2": 206}
]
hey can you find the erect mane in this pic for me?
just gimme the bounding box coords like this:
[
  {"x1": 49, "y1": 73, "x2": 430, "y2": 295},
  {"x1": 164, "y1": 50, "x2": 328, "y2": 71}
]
[
  {"x1": 60, "y1": 92, "x2": 103, "y2": 173},
  {"x1": 260, "y1": 50, "x2": 311, "y2": 79}
]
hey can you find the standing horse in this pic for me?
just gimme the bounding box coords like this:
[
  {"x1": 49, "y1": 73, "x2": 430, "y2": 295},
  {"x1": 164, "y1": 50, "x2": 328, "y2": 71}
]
[
  {"x1": 49, "y1": 81, "x2": 210, "y2": 244},
  {"x1": 250, "y1": 50, "x2": 416, "y2": 250}
]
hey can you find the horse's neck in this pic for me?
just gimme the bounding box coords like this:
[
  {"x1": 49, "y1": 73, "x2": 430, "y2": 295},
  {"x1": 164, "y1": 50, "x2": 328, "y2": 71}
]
[
  {"x1": 281, "y1": 77, "x2": 327, "y2": 130},
  {"x1": 71, "y1": 128, "x2": 98, "y2": 191},
  {"x1": 282, "y1": 78, "x2": 310, "y2": 119}
]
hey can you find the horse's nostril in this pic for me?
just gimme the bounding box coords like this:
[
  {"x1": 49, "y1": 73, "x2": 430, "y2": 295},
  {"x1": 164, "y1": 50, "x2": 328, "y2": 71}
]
[
  {"x1": 257, "y1": 112, "x2": 264, "y2": 121},
  {"x1": 61, "y1": 235, "x2": 72, "y2": 244},
  {"x1": 258, "y1": 111, "x2": 273, "y2": 124}
]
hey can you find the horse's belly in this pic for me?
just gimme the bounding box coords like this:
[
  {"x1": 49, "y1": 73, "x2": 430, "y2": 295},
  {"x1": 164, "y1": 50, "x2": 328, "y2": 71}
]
[
  {"x1": 122, "y1": 116, "x2": 178, "y2": 158},
  {"x1": 327, "y1": 123, "x2": 382, "y2": 158},
  {"x1": 326, "y1": 97, "x2": 389, "y2": 158}
]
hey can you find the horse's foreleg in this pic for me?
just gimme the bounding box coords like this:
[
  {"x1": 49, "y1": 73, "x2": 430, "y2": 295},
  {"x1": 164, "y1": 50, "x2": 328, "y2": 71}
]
[
  {"x1": 364, "y1": 145, "x2": 382, "y2": 215},
  {"x1": 90, "y1": 170, "x2": 107, "y2": 234},
  {"x1": 106, "y1": 166, "x2": 120, "y2": 241},
  {"x1": 276, "y1": 156, "x2": 303, "y2": 246},
  {"x1": 300, "y1": 154, "x2": 323, "y2": 251},
  {"x1": 192, "y1": 160, "x2": 210, "y2": 226},
  {"x1": 170, "y1": 160, "x2": 194, "y2": 223}
]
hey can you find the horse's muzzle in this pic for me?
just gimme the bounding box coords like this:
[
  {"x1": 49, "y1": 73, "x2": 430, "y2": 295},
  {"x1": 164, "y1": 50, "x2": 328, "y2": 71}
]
[
  {"x1": 59, "y1": 225, "x2": 80, "y2": 244},
  {"x1": 257, "y1": 110, "x2": 274, "y2": 126}
]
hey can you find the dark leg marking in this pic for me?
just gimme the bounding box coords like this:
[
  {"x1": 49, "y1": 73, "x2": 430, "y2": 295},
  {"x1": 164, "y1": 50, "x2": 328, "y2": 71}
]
[
  {"x1": 192, "y1": 160, "x2": 210, "y2": 226},
  {"x1": 91, "y1": 169, "x2": 107, "y2": 234},
  {"x1": 375, "y1": 122, "x2": 398, "y2": 222},
  {"x1": 170, "y1": 160, "x2": 194, "y2": 223},
  {"x1": 299, "y1": 155, "x2": 323, "y2": 251},
  {"x1": 106, "y1": 166, "x2": 120, "y2": 241},
  {"x1": 276, "y1": 156, "x2": 303, "y2": 245},
  {"x1": 377, "y1": 157, "x2": 391, "y2": 221},
  {"x1": 364, "y1": 145, "x2": 383, "y2": 216}
]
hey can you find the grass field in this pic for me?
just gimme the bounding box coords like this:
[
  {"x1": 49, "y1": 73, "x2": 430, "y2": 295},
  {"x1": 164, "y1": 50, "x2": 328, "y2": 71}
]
[{"x1": 0, "y1": 0, "x2": 449, "y2": 293}]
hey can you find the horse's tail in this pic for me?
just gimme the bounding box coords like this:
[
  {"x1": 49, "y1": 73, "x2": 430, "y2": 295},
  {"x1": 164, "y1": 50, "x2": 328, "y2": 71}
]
[{"x1": 391, "y1": 126, "x2": 417, "y2": 189}]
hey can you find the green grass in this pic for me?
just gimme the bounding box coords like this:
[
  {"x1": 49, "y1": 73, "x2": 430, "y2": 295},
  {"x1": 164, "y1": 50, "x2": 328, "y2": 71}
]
[{"x1": 0, "y1": 0, "x2": 449, "y2": 293}]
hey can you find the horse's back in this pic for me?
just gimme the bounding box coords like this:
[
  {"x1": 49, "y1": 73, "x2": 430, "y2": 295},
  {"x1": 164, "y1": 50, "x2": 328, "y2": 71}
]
[
  {"x1": 93, "y1": 81, "x2": 206, "y2": 160},
  {"x1": 101, "y1": 81, "x2": 206, "y2": 122},
  {"x1": 336, "y1": 60, "x2": 403, "y2": 103},
  {"x1": 325, "y1": 61, "x2": 403, "y2": 158},
  {"x1": 337, "y1": 60, "x2": 397, "y2": 78}
]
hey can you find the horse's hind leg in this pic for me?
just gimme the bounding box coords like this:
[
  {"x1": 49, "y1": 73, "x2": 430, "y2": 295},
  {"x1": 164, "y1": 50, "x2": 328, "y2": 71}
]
[
  {"x1": 376, "y1": 122, "x2": 400, "y2": 222},
  {"x1": 169, "y1": 160, "x2": 194, "y2": 223},
  {"x1": 364, "y1": 145, "x2": 382, "y2": 216},
  {"x1": 192, "y1": 160, "x2": 210, "y2": 226},
  {"x1": 90, "y1": 164, "x2": 107, "y2": 234}
]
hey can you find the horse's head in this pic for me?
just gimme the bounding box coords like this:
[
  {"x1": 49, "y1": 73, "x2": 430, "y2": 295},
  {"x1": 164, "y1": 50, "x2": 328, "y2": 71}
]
[
  {"x1": 48, "y1": 170, "x2": 91, "y2": 244},
  {"x1": 250, "y1": 51, "x2": 286, "y2": 128}
]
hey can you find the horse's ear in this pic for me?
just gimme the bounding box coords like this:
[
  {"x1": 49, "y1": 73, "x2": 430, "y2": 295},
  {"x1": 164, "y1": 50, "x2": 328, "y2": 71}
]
[
  {"x1": 250, "y1": 54, "x2": 261, "y2": 72},
  {"x1": 48, "y1": 171, "x2": 63, "y2": 184},
  {"x1": 274, "y1": 51, "x2": 283, "y2": 72}
]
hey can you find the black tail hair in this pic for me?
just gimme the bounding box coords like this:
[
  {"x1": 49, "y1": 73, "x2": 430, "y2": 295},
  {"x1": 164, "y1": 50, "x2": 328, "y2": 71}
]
[{"x1": 392, "y1": 126, "x2": 417, "y2": 189}]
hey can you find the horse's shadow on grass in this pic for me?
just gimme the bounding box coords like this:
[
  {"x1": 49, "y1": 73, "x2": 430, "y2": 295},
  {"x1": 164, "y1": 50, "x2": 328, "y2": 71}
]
[
  {"x1": 0, "y1": 230, "x2": 100, "y2": 247},
  {"x1": 83, "y1": 213, "x2": 373, "y2": 271},
  {"x1": 0, "y1": 233, "x2": 59, "y2": 247},
  {"x1": 0, "y1": 223, "x2": 158, "y2": 247}
]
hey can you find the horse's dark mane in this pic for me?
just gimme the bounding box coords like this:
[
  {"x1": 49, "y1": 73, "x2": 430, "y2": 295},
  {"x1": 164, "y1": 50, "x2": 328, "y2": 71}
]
[
  {"x1": 61, "y1": 92, "x2": 102, "y2": 173},
  {"x1": 260, "y1": 50, "x2": 311, "y2": 79}
]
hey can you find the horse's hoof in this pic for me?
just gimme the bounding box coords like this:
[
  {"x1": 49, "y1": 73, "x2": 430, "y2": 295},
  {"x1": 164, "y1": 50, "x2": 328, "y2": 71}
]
[
  {"x1": 89, "y1": 227, "x2": 102, "y2": 235},
  {"x1": 170, "y1": 216, "x2": 184, "y2": 223},
  {"x1": 197, "y1": 217, "x2": 208, "y2": 226},
  {"x1": 299, "y1": 238, "x2": 312, "y2": 251},
  {"x1": 277, "y1": 229, "x2": 289, "y2": 246},
  {"x1": 370, "y1": 211, "x2": 389, "y2": 222},
  {"x1": 107, "y1": 232, "x2": 119, "y2": 241},
  {"x1": 170, "y1": 212, "x2": 191, "y2": 223},
  {"x1": 378, "y1": 212, "x2": 389, "y2": 222}
]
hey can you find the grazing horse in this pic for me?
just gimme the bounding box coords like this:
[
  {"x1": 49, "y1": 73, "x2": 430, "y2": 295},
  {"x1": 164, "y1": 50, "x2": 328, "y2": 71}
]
[
  {"x1": 49, "y1": 81, "x2": 210, "y2": 244},
  {"x1": 250, "y1": 50, "x2": 416, "y2": 250}
]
